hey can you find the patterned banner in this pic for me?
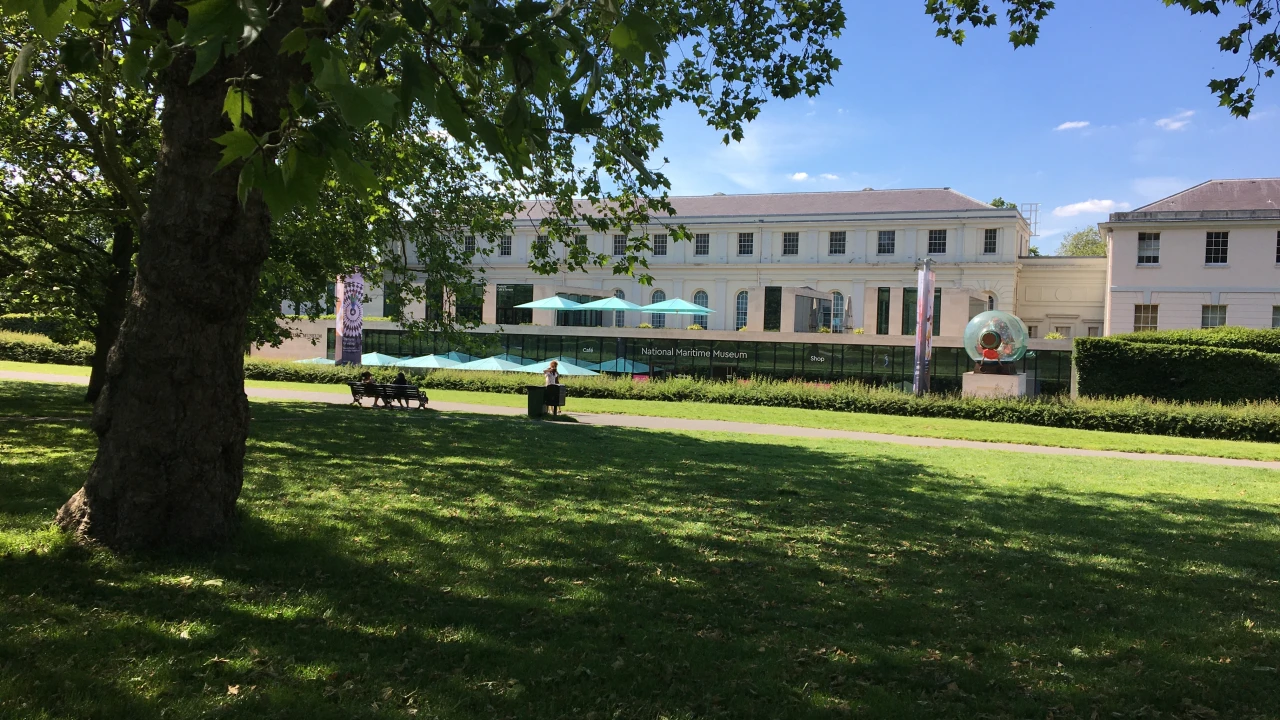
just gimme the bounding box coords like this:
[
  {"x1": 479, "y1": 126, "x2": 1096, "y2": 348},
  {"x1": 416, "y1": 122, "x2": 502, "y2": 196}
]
[
  {"x1": 334, "y1": 273, "x2": 364, "y2": 365},
  {"x1": 912, "y1": 259, "x2": 935, "y2": 395}
]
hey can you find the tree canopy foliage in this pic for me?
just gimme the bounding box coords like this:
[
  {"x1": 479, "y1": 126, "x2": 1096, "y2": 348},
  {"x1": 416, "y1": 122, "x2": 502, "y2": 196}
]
[{"x1": 1056, "y1": 226, "x2": 1107, "y2": 257}]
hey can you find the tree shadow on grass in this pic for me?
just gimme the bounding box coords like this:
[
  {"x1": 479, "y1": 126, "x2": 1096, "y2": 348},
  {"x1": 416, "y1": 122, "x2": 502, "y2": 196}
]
[{"x1": 1, "y1": 400, "x2": 1278, "y2": 719}]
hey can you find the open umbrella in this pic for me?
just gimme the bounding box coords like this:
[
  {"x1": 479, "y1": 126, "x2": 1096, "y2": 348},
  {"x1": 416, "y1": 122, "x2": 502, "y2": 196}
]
[
  {"x1": 638, "y1": 298, "x2": 717, "y2": 314},
  {"x1": 293, "y1": 357, "x2": 336, "y2": 365},
  {"x1": 517, "y1": 357, "x2": 599, "y2": 376},
  {"x1": 440, "y1": 351, "x2": 477, "y2": 363},
  {"x1": 451, "y1": 356, "x2": 527, "y2": 372},
  {"x1": 395, "y1": 354, "x2": 460, "y2": 369},
  {"x1": 574, "y1": 297, "x2": 645, "y2": 312},
  {"x1": 586, "y1": 358, "x2": 649, "y2": 373},
  {"x1": 360, "y1": 352, "x2": 403, "y2": 366},
  {"x1": 514, "y1": 296, "x2": 583, "y2": 310}
]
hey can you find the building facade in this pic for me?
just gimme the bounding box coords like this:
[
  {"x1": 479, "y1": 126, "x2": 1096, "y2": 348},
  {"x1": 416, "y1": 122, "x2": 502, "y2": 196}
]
[{"x1": 1099, "y1": 179, "x2": 1280, "y2": 334}]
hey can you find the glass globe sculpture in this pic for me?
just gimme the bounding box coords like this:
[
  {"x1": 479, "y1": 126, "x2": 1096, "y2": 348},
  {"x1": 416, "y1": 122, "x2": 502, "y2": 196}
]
[{"x1": 963, "y1": 310, "x2": 1029, "y2": 364}]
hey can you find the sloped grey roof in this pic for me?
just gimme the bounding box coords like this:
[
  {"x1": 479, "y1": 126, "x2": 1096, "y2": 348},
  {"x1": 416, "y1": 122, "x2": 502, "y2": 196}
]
[
  {"x1": 517, "y1": 188, "x2": 995, "y2": 220},
  {"x1": 1134, "y1": 179, "x2": 1280, "y2": 212}
]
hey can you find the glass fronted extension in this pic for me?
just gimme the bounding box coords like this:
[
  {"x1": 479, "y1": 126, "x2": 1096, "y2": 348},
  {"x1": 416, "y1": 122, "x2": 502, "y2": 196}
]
[{"x1": 329, "y1": 329, "x2": 1073, "y2": 393}]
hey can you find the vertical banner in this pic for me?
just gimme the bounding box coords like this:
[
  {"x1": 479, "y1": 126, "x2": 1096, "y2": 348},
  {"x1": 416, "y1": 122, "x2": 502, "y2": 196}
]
[
  {"x1": 334, "y1": 273, "x2": 365, "y2": 365},
  {"x1": 912, "y1": 259, "x2": 936, "y2": 395}
]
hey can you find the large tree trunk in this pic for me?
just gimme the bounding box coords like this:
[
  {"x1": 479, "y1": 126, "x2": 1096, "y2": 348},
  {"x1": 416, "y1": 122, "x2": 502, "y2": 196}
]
[
  {"x1": 85, "y1": 221, "x2": 135, "y2": 404},
  {"x1": 57, "y1": 5, "x2": 299, "y2": 551}
]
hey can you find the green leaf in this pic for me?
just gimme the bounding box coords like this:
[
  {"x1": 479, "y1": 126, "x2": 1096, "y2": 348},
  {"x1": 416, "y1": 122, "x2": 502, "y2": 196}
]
[
  {"x1": 222, "y1": 86, "x2": 253, "y2": 129},
  {"x1": 29, "y1": 0, "x2": 75, "y2": 41},
  {"x1": 433, "y1": 85, "x2": 470, "y2": 142},
  {"x1": 330, "y1": 151, "x2": 377, "y2": 197},
  {"x1": 212, "y1": 128, "x2": 258, "y2": 170},
  {"x1": 237, "y1": 153, "x2": 261, "y2": 206},
  {"x1": 608, "y1": 21, "x2": 645, "y2": 66},
  {"x1": 121, "y1": 34, "x2": 151, "y2": 88},
  {"x1": 314, "y1": 56, "x2": 397, "y2": 127},
  {"x1": 7, "y1": 42, "x2": 35, "y2": 97},
  {"x1": 58, "y1": 35, "x2": 97, "y2": 74},
  {"x1": 189, "y1": 40, "x2": 222, "y2": 84},
  {"x1": 279, "y1": 27, "x2": 308, "y2": 55},
  {"x1": 258, "y1": 159, "x2": 290, "y2": 215}
]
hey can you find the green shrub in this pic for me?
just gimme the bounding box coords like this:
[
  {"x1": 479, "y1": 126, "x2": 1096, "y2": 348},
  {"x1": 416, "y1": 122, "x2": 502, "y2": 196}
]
[
  {"x1": 0, "y1": 333, "x2": 94, "y2": 365},
  {"x1": 1076, "y1": 336, "x2": 1280, "y2": 402},
  {"x1": 1121, "y1": 326, "x2": 1280, "y2": 354}
]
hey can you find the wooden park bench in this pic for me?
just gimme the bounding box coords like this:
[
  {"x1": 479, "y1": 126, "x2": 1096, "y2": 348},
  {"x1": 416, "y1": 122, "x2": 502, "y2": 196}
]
[{"x1": 348, "y1": 382, "x2": 428, "y2": 409}]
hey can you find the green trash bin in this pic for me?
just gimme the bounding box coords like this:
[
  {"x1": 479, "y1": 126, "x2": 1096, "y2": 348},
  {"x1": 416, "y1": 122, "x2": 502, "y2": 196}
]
[{"x1": 526, "y1": 385, "x2": 546, "y2": 418}]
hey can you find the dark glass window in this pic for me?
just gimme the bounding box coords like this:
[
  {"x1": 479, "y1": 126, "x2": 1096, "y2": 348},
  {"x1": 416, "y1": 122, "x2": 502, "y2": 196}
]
[
  {"x1": 463, "y1": 235, "x2": 476, "y2": 255},
  {"x1": 928, "y1": 229, "x2": 947, "y2": 254},
  {"x1": 828, "y1": 231, "x2": 846, "y2": 255},
  {"x1": 1205, "y1": 231, "x2": 1228, "y2": 264},
  {"x1": 983, "y1": 229, "x2": 998, "y2": 254},
  {"x1": 876, "y1": 288, "x2": 890, "y2": 334},
  {"x1": 613, "y1": 234, "x2": 626, "y2": 256},
  {"x1": 735, "y1": 291, "x2": 749, "y2": 330},
  {"x1": 1137, "y1": 232, "x2": 1160, "y2": 264},
  {"x1": 738, "y1": 232, "x2": 754, "y2": 256},
  {"x1": 556, "y1": 293, "x2": 604, "y2": 327},
  {"x1": 901, "y1": 288, "x2": 918, "y2": 335},
  {"x1": 1134, "y1": 304, "x2": 1158, "y2": 331},
  {"x1": 782, "y1": 232, "x2": 799, "y2": 256},
  {"x1": 456, "y1": 284, "x2": 485, "y2": 325},
  {"x1": 650, "y1": 290, "x2": 666, "y2": 328},
  {"x1": 877, "y1": 230, "x2": 895, "y2": 255},
  {"x1": 933, "y1": 287, "x2": 942, "y2": 336},
  {"x1": 496, "y1": 284, "x2": 533, "y2": 325},
  {"x1": 499, "y1": 235, "x2": 512, "y2": 256},
  {"x1": 763, "y1": 286, "x2": 782, "y2": 331},
  {"x1": 695, "y1": 233, "x2": 709, "y2": 256},
  {"x1": 653, "y1": 234, "x2": 668, "y2": 256},
  {"x1": 382, "y1": 282, "x2": 401, "y2": 319},
  {"x1": 1201, "y1": 304, "x2": 1227, "y2": 328}
]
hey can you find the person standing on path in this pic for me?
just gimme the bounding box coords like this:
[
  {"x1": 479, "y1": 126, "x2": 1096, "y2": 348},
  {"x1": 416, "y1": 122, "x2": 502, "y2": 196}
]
[{"x1": 543, "y1": 360, "x2": 561, "y2": 416}]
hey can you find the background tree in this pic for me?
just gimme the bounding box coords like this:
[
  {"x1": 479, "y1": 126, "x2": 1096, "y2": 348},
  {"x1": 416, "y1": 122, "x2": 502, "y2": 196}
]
[
  {"x1": 989, "y1": 197, "x2": 1017, "y2": 209},
  {"x1": 1056, "y1": 226, "x2": 1106, "y2": 257}
]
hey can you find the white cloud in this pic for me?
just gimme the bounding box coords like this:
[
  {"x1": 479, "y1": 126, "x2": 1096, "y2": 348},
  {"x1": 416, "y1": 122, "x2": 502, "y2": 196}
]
[
  {"x1": 1051, "y1": 199, "x2": 1131, "y2": 217},
  {"x1": 789, "y1": 172, "x2": 809, "y2": 181},
  {"x1": 1054, "y1": 121, "x2": 1090, "y2": 131},
  {"x1": 820, "y1": 173, "x2": 840, "y2": 181},
  {"x1": 1155, "y1": 111, "x2": 1194, "y2": 131}
]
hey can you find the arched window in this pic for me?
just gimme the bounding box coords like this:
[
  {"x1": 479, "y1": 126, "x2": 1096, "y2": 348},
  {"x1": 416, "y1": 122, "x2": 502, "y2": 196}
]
[
  {"x1": 651, "y1": 289, "x2": 666, "y2": 328},
  {"x1": 692, "y1": 290, "x2": 709, "y2": 329},
  {"x1": 613, "y1": 289, "x2": 626, "y2": 327},
  {"x1": 987, "y1": 294, "x2": 996, "y2": 311},
  {"x1": 735, "y1": 291, "x2": 749, "y2": 330},
  {"x1": 831, "y1": 291, "x2": 844, "y2": 332}
]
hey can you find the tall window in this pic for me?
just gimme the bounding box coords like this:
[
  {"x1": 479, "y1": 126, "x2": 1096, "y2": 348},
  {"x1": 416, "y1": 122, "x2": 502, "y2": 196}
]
[
  {"x1": 1201, "y1": 304, "x2": 1227, "y2": 328},
  {"x1": 928, "y1": 229, "x2": 947, "y2": 255},
  {"x1": 738, "y1": 232, "x2": 754, "y2": 255},
  {"x1": 830, "y1": 291, "x2": 844, "y2": 331},
  {"x1": 828, "y1": 231, "x2": 846, "y2": 255},
  {"x1": 382, "y1": 282, "x2": 401, "y2": 319},
  {"x1": 499, "y1": 235, "x2": 512, "y2": 256},
  {"x1": 933, "y1": 287, "x2": 942, "y2": 336},
  {"x1": 464, "y1": 235, "x2": 476, "y2": 255},
  {"x1": 1273, "y1": 306, "x2": 1280, "y2": 329},
  {"x1": 1205, "y1": 231, "x2": 1229, "y2": 265},
  {"x1": 650, "y1": 290, "x2": 666, "y2": 328},
  {"x1": 782, "y1": 232, "x2": 799, "y2": 256},
  {"x1": 1275, "y1": 231, "x2": 1280, "y2": 263},
  {"x1": 901, "y1": 288, "x2": 918, "y2": 335},
  {"x1": 692, "y1": 290, "x2": 709, "y2": 328},
  {"x1": 1027, "y1": 325, "x2": 1038, "y2": 339},
  {"x1": 695, "y1": 233, "x2": 709, "y2": 256},
  {"x1": 614, "y1": 289, "x2": 626, "y2": 328},
  {"x1": 877, "y1": 230, "x2": 895, "y2": 255},
  {"x1": 653, "y1": 233, "x2": 668, "y2": 256},
  {"x1": 1134, "y1": 304, "x2": 1159, "y2": 332},
  {"x1": 875, "y1": 288, "x2": 890, "y2": 335},
  {"x1": 575, "y1": 234, "x2": 588, "y2": 249},
  {"x1": 983, "y1": 229, "x2": 998, "y2": 255},
  {"x1": 613, "y1": 234, "x2": 626, "y2": 256},
  {"x1": 987, "y1": 295, "x2": 996, "y2": 311},
  {"x1": 735, "y1": 291, "x2": 749, "y2": 330},
  {"x1": 1137, "y1": 232, "x2": 1160, "y2": 264}
]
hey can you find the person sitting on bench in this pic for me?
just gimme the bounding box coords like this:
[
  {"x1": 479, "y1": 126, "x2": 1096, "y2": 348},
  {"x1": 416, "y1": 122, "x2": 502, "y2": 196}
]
[
  {"x1": 360, "y1": 371, "x2": 383, "y2": 407},
  {"x1": 391, "y1": 371, "x2": 411, "y2": 408}
]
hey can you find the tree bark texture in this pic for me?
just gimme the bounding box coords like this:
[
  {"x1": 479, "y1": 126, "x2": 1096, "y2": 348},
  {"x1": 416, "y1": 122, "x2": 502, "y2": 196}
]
[
  {"x1": 57, "y1": 3, "x2": 302, "y2": 550},
  {"x1": 85, "y1": 221, "x2": 135, "y2": 404}
]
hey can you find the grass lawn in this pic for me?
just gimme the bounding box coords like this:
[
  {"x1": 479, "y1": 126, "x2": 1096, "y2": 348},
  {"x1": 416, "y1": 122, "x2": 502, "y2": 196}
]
[
  {"x1": 4, "y1": 360, "x2": 1280, "y2": 461},
  {"x1": 2, "y1": 380, "x2": 1279, "y2": 719}
]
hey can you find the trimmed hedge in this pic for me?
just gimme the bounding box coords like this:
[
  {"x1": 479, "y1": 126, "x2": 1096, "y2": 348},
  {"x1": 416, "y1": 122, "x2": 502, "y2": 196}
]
[
  {"x1": 0, "y1": 334, "x2": 95, "y2": 366},
  {"x1": 0, "y1": 314, "x2": 76, "y2": 338},
  {"x1": 1122, "y1": 326, "x2": 1280, "y2": 354},
  {"x1": 240, "y1": 358, "x2": 1280, "y2": 443},
  {"x1": 1075, "y1": 335, "x2": 1280, "y2": 403}
]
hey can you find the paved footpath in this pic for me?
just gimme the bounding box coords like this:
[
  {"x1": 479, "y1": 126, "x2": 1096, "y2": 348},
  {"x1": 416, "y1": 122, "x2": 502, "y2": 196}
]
[{"x1": 4, "y1": 370, "x2": 1279, "y2": 470}]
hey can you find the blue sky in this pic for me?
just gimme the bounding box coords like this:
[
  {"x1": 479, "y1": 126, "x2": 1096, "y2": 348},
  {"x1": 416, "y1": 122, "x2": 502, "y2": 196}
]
[{"x1": 653, "y1": 0, "x2": 1280, "y2": 253}]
